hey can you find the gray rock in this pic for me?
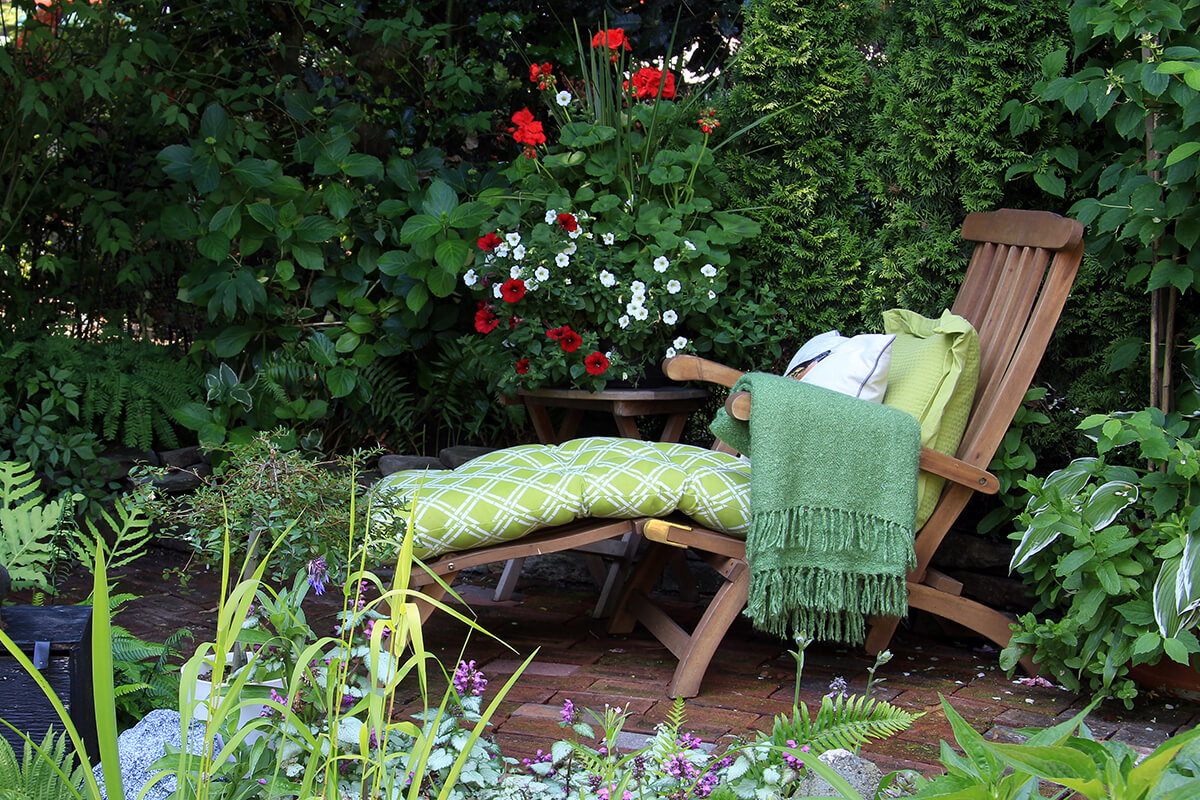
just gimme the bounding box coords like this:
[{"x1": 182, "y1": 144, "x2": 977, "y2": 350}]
[
  {"x1": 157, "y1": 446, "x2": 204, "y2": 469},
  {"x1": 93, "y1": 709, "x2": 223, "y2": 800},
  {"x1": 794, "y1": 748, "x2": 883, "y2": 800},
  {"x1": 379, "y1": 454, "x2": 445, "y2": 475},
  {"x1": 438, "y1": 445, "x2": 496, "y2": 469}
]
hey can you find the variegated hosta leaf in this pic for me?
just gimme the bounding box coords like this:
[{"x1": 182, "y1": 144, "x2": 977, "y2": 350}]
[
  {"x1": 1028, "y1": 457, "x2": 1098, "y2": 514},
  {"x1": 1010, "y1": 514, "x2": 1083, "y2": 572},
  {"x1": 1079, "y1": 480, "x2": 1138, "y2": 530},
  {"x1": 1157, "y1": 531, "x2": 1200, "y2": 638}
]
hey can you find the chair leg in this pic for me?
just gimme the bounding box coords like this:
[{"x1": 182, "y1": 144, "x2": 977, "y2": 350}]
[
  {"x1": 904, "y1": 582, "x2": 1038, "y2": 676},
  {"x1": 864, "y1": 613, "x2": 902, "y2": 657},
  {"x1": 666, "y1": 561, "x2": 750, "y2": 698},
  {"x1": 608, "y1": 542, "x2": 675, "y2": 635}
]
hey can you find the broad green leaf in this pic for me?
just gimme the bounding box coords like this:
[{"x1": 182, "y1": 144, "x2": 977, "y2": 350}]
[
  {"x1": 711, "y1": 210, "x2": 762, "y2": 239},
  {"x1": 423, "y1": 180, "x2": 459, "y2": 217},
  {"x1": 405, "y1": 281, "x2": 429, "y2": 312},
  {"x1": 325, "y1": 366, "x2": 356, "y2": 398},
  {"x1": 427, "y1": 266, "x2": 458, "y2": 297},
  {"x1": 434, "y1": 238, "x2": 471, "y2": 274},
  {"x1": 401, "y1": 214, "x2": 444, "y2": 244},
  {"x1": 231, "y1": 158, "x2": 273, "y2": 188},
  {"x1": 341, "y1": 153, "x2": 382, "y2": 179},
  {"x1": 335, "y1": 331, "x2": 360, "y2": 354},
  {"x1": 197, "y1": 232, "x2": 231, "y2": 262},
  {"x1": 158, "y1": 145, "x2": 194, "y2": 182},
  {"x1": 1108, "y1": 337, "x2": 1143, "y2": 372},
  {"x1": 161, "y1": 205, "x2": 198, "y2": 240},
  {"x1": 377, "y1": 250, "x2": 411, "y2": 276},
  {"x1": 293, "y1": 215, "x2": 338, "y2": 243},
  {"x1": 1165, "y1": 141, "x2": 1200, "y2": 168},
  {"x1": 212, "y1": 326, "x2": 255, "y2": 357},
  {"x1": 246, "y1": 202, "x2": 278, "y2": 229},
  {"x1": 307, "y1": 332, "x2": 337, "y2": 367},
  {"x1": 209, "y1": 204, "x2": 239, "y2": 234},
  {"x1": 981, "y1": 743, "x2": 1104, "y2": 797},
  {"x1": 324, "y1": 183, "x2": 353, "y2": 220},
  {"x1": 200, "y1": 103, "x2": 230, "y2": 141},
  {"x1": 291, "y1": 242, "x2": 324, "y2": 271}
]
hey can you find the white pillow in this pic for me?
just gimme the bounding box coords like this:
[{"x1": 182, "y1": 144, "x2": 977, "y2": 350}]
[{"x1": 785, "y1": 332, "x2": 895, "y2": 402}]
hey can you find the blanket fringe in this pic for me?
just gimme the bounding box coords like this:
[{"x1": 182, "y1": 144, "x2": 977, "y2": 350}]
[{"x1": 743, "y1": 506, "x2": 915, "y2": 645}]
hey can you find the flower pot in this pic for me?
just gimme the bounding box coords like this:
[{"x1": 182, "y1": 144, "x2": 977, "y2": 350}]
[
  {"x1": 1128, "y1": 654, "x2": 1200, "y2": 702},
  {"x1": 186, "y1": 659, "x2": 285, "y2": 745}
]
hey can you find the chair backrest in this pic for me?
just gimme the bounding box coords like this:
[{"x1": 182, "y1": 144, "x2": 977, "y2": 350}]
[{"x1": 910, "y1": 209, "x2": 1084, "y2": 575}]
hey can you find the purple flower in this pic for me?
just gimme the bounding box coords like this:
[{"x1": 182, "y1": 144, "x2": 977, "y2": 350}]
[
  {"x1": 561, "y1": 698, "x2": 576, "y2": 725},
  {"x1": 306, "y1": 557, "x2": 329, "y2": 595},
  {"x1": 678, "y1": 732, "x2": 703, "y2": 750},
  {"x1": 783, "y1": 739, "x2": 810, "y2": 770},
  {"x1": 452, "y1": 659, "x2": 488, "y2": 697}
]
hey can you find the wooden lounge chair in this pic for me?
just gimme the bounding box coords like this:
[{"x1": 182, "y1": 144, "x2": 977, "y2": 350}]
[
  {"x1": 406, "y1": 208, "x2": 1084, "y2": 698},
  {"x1": 606, "y1": 208, "x2": 1085, "y2": 696}
]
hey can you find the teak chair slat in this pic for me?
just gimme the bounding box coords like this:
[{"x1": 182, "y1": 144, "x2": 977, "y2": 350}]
[{"x1": 406, "y1": 208, "x2": 1084, "y2": 698}]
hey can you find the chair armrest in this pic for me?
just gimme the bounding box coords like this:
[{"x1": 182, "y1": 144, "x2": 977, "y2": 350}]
[
  {"x1": 724, "y1": 389, "x2": 999, "y2": 494},
  {"x1": 662, "y1": 355, "x2": 745, "y2": 389}
]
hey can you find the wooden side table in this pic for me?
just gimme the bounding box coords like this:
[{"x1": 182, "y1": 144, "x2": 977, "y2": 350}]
[
  {"x1": 517, "y1": 386, "x2": 709, "y2": 445},
  {"x1": 495, "y1": 386, "x2": 708, "y2": 612}
]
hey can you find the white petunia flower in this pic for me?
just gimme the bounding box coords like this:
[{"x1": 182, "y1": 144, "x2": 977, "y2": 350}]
[
  {"x1": 631, "y1": 305, "x2": 649, "y2": 321},
  {"x1": 510, "y1": 265, "x2": 523, "y2": 279},
  {"x1": 535, "y1": 266, "x2": 550, "y2": 281},
  {"x1": 493, "y1": 283, "x2": 504, "y2": 299},
  {"x1": 653, "y1": 256, "x2": 670, "y2": 273},
  {"x1": 700, "y1": 263, "x2": 718, "y2": 277},
  {"x1": 665, "y1": 347, "x2": 677, "y2": 359},
  {"x1": 618, "y1": 315, "x2": 630, "y2": 329},
  {"x1": 495, "y1": 243, "x2": 510, "y2": 258},
  {"x1": 708, "y1": 289, "x2": 716, "y2": 299},
  {"x1": 626, "y1": 299, "x2": 644, "y2": 316},
  {"x1": 666, "y1": 279, "x2": 681, "y2": 294},
  {"x1": 630, "y1": 280, "x2": 646, "y2": 296},
  {"x1": 512, "y1": 244, "x2": 526, "y2": 260},
  {"x1": 505, "y1": 232, "x2": 521, "y2": 247},
  {"x1": 544, "y1": 209, "x2": 558, "y2": 224},
  {"x1": 525, "y1": 279, "x2": 539, "y2": 290},
  {"x1": 563, "y1": 242, "x2": 577, "y2": 255},
  {"x1": 555, "y1": 252, "x2": 570, "y2": 267},
  {"x1": 625, "y1": 195, "x2": 635, "y2": 209},
  {"x1": 599, "y1": 270, "x2": 616, "y2": 287},
  {"x1": 684, "y1": 240, "x2": 696, "y2": 251},
  {"x1": 463, "y1": 269, "x2": 478, "y2": 287},
  {"x1": 556, "y1": 90, "x2": 572, "y2": 106},
  {"x1": 674, "y1": 336, "x2": 688, "y2": 349},
  {"x1": 568, "y1": 227, "x2": 581, "y2": 239},
  {"x1": 662, "y1": 309, "x2": 678, "y2": 324},
  {"x1": 602, "y1": 232, "x2": 616, "y2": 245}
]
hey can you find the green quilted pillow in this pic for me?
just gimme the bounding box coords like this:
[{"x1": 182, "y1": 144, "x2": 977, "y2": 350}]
[
  {"x1": 881, "y1": 309, "x2": 980, "y2": 529},
  {"x1": 371, "y1": 437, "x2": 750, "y2": 559}
]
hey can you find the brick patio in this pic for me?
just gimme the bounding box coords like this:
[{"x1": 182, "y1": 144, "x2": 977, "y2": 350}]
[{"x1": 100, "y1": 543, "x2": 1197, "y2": 777}]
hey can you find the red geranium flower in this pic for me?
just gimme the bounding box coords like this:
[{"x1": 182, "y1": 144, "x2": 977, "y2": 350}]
[
  {"x1": 477, "y1": 232, "x2": 503, "y2": 251},
  {"x1": 474, "y1": 307, "x2": 499, "y2": 334},
  {"x1": 508, "y1": 108, "x2": 546, "y2": 158},
  {"x1": 500, "y1": 278, "x2": 526, "y2": 303},
  {"x1": 529, "y1": 62, "x2": 553, "y2": 90},
  {"x1": 556, "y1": 212, "x2": 578, "y2": 232},
  {"x1": 516, "y1": 359, "x2": 530, "y2": 375},
  {"x1": 558, "y1": 327, "x2": 582, "y2": 353},
  {"x1": 591, "y1": 28, "x2": 632, "y2": 62},
  {"x1": 629, "y1": 67, "x2": 676, "y2": 100},
  {"x1": 584, "y1": 351, "x2": 610, "y2": 375},
  {"x1": 697, "y1": 108, "x2": 721, "y2": 134}
]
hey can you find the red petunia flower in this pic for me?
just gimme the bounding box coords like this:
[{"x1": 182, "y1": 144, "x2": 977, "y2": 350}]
[
  {"x1": 516, "y1": 358, "x2": 530, "y2": 375},
  {"x1": 474, "y1": 307, "x2": 499, "y2": 334},
  {"x1": 556, "y1": 212, "x2": 578, "y2": 232},
  {"x1": 591, "y1": 28, "x2": 632, "y2": 62},
  {"x1": 546, "y1": 326, "x2": 565, "y2": 340},
  {"x1": 558, "y1": 327, "x2": 582, "y2": 353},
  {"x1": 500, "y1": 278, "x2": 526, "y2": 303},
  {"x1": 629, "y1": 67, "x2": 676, "y2": 100},
  {"x1": 584, "y1": 351, "x2": 610, "y2": 375},
  {"x1": 477, "y1": 232, "x2": 503, "y2": 251}
]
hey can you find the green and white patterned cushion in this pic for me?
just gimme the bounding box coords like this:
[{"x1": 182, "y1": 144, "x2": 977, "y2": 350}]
[{"x1": 372, "y1": 437, "x2": 750, "y2": 559}]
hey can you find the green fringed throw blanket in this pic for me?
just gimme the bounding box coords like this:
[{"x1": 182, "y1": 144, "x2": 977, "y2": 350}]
[{"x1": 710, "y1": 373, "x2": 921, "y2": 644}]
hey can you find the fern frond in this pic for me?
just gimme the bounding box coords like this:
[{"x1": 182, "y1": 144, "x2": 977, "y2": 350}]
[{"x1": 771, "y1": 694, "x2": 918, "y2": 753}]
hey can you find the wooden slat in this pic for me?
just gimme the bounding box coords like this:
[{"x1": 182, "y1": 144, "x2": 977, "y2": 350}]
[{"x1": 961, "y1": 209, "x2": 1083, "y2": 249}]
